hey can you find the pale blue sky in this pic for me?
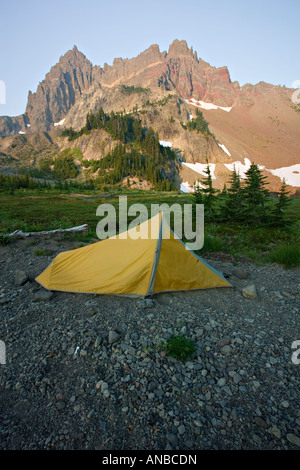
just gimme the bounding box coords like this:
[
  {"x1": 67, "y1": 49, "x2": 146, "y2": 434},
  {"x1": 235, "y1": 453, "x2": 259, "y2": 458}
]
[{"x1": 0, "y1": 0, "x2": 299, "y2": 116}]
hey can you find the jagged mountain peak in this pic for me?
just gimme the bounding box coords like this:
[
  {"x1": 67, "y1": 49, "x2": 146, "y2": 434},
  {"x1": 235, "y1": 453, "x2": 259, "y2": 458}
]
[
  {"x1": 167, "y1": 39, "x2": 194, "y2": 58},
  {"x1": 0, "y1": 40, "x2": 299, "y2": 194}
]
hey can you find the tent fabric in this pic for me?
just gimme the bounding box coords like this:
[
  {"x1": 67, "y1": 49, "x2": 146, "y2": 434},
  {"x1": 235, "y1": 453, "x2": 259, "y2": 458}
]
[{"x1": 35, "y1": 212, "x2": 231, "y2": 297}]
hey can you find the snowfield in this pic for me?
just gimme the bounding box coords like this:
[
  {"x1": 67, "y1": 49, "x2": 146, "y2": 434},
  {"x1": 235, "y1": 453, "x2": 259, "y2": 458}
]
[
  {"x1": 185, "y1": 98, "x2": 232, "y2": 112},
  {"x1": 266, "y1": 164, "x2": 300, "y2": 187},
  {"x1": 224, "y1": 158, "x2": 266, "y2": 179},
  {"x1": 182, "y1": 162, "x2": 216, "y2": 179}
]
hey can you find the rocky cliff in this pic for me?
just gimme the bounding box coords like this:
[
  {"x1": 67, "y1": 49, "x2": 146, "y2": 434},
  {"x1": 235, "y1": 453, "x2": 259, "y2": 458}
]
[{"x1": 0, "y1": 39, "x2": 299, "y2": 191}]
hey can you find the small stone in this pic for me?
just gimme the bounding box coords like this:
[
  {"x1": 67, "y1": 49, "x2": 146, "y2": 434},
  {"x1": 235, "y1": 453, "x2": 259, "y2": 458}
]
[
  {"x1": 178, "y1": 424, "x2": 185, "y2": 435},
  {"x1": 14, "y1": 270, "x2": 28, "y2": 286},
  {"x1": 220, "y1": 345, "x2": 232, "y2": 355},
  {"x1": 217, "y1": 377, "x2": 226, "y2": 387},
  {"x1": 254, "y1": 417, "x2": 268, "y2": 429},
  {"x1": 269, "y1": 356, "x2": 278, "y2": 364},
  {"x1": 56, "y1": 400, "x2": 66, "y2": 410},
  {"x1": 218, "y1": 338, "x2": 231, "y2": 347},
  {"x1": 271, "y1": 425, "x2": 281, "y2": 439},
  {"x1": 242, "y1": 285, "x2": 257, "y2": 299},
  {"x1": 232, "y1": 267, "x2": 249, "y2": 279},
  {"x1": 108, "y1": 330, "x2": 120, "y2": 344},
  {"x1": 100, "y1": 382, "x2": 109, "y2": 393},
  {"x1": 96, "y1": 381, "x2": 102, "y2": 389},
  {"x1": 166, "y1": 433, "x2": 178, "y2": 447},
  {"x1": 99, "y1": 421, "x2": 106, "y2": 431},
  {"x1": 252, "y1": 434, "x2": 262, "y2": 446},
  {"x1": 222, "y1": 385, "x2": 233, "y2": 396},
  {"x1": 33, "y1": 290, "x2": 53, "y2": 302},
  {"x1": 233, "y1": 372, "x2": 242, "y2": 384},
  {"x1": 136, "y1": 298, "x2": 155, "y2": 309},
  {"x1": 211, "y1": 418, "x2": 225, "y2": 429},
  {"x1": 195, "y1": 328, "x2": 204, "y2": 337},
  {"x1": 194, "y1": 420, "x2": 202, "y2": 428},
  {"x1": 287, "y1": 434, "x2": 300, "y2": 447}
]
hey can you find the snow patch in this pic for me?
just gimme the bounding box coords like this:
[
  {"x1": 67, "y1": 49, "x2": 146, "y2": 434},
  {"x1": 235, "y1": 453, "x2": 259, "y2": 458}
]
[
  {"x1": 182, "y1": 162, "x2": 216, "y2": 179},
  {"x1": 26, "y1": 124, "x2": 30, "y2": 127},
  {"x1": 180, "y1": 181, "x2": 192, "y2": 193},
  {"x1": 217, "y1": 142, "x2": 231, "y2": 157},
  {"x1": 265, "y1": 164, "x2": 300, "y2": 187},
  {"x1": 159, "y1": 140, "x2": 172, "y2": 147},
  {"x1": 224, "y1": 159, "x2": 300, "y2": 187},
  {"x1": 54, "y1": 118, "x2": 65, "y2": 127},
  {"x1": 180, "y1": 180, "x2": 206, "y2": 193},
  {"x1": 185, "y1": 98, "x2": 232, "y2": 112},
  {"x1": 18, "y1": 131, "x2": 26, "y2": 134},
  {"x1": 224, "y1": 158, "x2": 259, "y2": 179}
]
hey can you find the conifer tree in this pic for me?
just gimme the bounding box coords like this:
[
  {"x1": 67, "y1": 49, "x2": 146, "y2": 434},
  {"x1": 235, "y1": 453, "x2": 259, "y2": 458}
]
[
  {"x1": 242, "y1": 163, "x2": 269, "y2": 222},
  {"x1": 272, "y1": 179, "x2": 291, "y2": 226},
  {"x1": 200, "y1": 163, "x2": 217, "y2": 219},
  {"x1": 224, "y1": 166, "x2": 243, "y2": 221},
  {"x1": 192, "y1": 179, "x2": 203, "y2": 204}
]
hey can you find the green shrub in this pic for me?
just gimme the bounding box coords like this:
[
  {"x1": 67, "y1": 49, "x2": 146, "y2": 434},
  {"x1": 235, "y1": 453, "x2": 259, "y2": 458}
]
[
  {"x1": 0, "y1": 233, "x2": 10, "y2": 245},
  {"x1": 34, "y1": 248, "x2": 54, "y2": 256},
  {"x1": 202, "y1": 234, "x2": 224, "y2": 252},
  {"x1": 266, "y1": 244, "x2": 300, "y2": 269},
  {"x1": 164, "y1": 334, "x2": 196, "y2": 361}
]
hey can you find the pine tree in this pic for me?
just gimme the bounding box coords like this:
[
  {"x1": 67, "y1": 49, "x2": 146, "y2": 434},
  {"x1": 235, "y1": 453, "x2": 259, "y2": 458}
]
[
  {"x1": 200, "y1": 163, "x2": 218, "y2": 219},
  {"x1": 272, "y1": 179, "x2": 291, "y2": 226},
  {"x1": 242, "y1": 163, "x2": 269, "y2": 223},
  {"x1": 192, "y1": 179, "x2": 203, "y2": 204},
  {"x1": 224, "y1": 166, "x2": 243, "y2": 221}
]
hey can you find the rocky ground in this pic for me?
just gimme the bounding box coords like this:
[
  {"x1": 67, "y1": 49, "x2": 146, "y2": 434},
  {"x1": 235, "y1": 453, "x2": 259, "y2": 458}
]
[{"x1": 0, "y1": 235, "x2": 299, "y2": 451}]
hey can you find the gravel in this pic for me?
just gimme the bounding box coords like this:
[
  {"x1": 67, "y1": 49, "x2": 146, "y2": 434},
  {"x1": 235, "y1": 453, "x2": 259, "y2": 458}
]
[{"x1": 0, "y1": 237, "x2": 299, "y2": 450}]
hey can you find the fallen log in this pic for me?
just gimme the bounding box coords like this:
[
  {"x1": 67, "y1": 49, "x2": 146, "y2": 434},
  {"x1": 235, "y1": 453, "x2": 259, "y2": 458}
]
[{"x1": 9, "y1": 224, "x2": 89, "y2": 238}]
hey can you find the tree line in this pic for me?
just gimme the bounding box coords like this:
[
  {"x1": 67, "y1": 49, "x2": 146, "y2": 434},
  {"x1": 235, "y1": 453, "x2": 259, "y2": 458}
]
[
  {"x1": 192, "y1": 162, "x2": 291, "y2": 226},
  {"x1": 0, "y1": 171, "x2": 96, "y2": 193}
]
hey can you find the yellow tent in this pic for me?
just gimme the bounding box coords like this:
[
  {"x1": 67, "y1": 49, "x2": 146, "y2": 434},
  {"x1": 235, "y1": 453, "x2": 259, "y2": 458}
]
[{"x1": 35, "y1": 212, "x2": 231, "y2": 297}]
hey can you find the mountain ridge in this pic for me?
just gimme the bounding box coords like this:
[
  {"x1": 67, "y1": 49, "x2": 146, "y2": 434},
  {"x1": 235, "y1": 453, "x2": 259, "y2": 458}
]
[{"x1": 0, "y1": 39, "x2": 299, "y2": 192}]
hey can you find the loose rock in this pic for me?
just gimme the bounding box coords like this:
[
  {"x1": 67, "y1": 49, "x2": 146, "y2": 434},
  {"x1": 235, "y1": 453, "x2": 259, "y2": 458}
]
[{"x1": 242, "y1": 285, "x2": 257, "y2": 299}]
